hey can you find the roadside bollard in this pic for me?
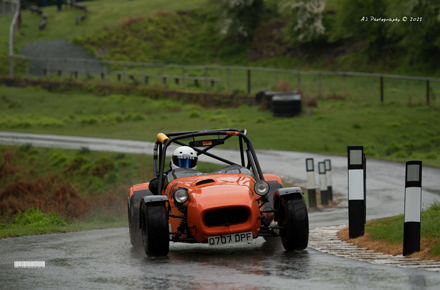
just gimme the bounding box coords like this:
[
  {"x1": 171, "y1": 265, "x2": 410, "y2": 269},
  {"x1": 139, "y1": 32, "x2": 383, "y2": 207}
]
[
  {"x1": 306, "y1": 158, "x2": 317, "y2": 208},
  {"x1": 403, "y1": 160, "x2": 422, "y2": 256},
  {"x1": 319, "y1": 162, "x2": 328, "y2": 205},
  {"x1": 325, "y1": 159, "x2": 333, "y2": 201},
  {"x1": 348, "y1": 146, "x2": 365, "y2": 239}
]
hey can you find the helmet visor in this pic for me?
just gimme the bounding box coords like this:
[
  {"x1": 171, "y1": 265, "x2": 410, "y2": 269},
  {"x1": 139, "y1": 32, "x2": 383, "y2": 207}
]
[{"x1": 172, "y1": 156, "x2": 197, "y2": 168}]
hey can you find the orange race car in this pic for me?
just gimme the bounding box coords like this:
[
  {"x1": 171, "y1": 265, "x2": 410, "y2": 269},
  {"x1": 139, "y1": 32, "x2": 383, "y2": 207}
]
[{"x1": 127, "y1": 129, "x2": 309, "y2": 256}]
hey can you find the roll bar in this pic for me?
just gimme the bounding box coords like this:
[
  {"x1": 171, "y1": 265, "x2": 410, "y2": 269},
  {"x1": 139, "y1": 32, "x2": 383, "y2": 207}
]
[{"x1": 153, "y1": 129, "x2": 264, "y2": 194}]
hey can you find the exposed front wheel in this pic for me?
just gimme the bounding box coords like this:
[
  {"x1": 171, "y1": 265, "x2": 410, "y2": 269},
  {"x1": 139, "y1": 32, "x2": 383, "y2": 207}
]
[
  {"x1": 278, "y1": 195, "x2": 309, "y2": 251},
  {"x1": 140, "y1": 202, "x2": 169, "y2": 257}
]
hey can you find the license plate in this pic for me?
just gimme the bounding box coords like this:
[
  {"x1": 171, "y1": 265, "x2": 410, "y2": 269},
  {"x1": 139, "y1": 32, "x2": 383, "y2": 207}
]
[{"x1": 208, "y1": 231, "x2": 253, "y2": 246}]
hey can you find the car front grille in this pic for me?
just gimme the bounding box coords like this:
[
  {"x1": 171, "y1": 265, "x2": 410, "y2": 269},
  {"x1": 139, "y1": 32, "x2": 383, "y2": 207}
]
[{"x1": 204, "y1": 207, "x2": 249, "y2": 227}]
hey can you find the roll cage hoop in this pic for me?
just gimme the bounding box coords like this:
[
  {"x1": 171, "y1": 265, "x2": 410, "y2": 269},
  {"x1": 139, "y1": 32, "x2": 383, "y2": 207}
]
[{"x1": 153, "y1": 129, "x2": 265, "y2": 193}]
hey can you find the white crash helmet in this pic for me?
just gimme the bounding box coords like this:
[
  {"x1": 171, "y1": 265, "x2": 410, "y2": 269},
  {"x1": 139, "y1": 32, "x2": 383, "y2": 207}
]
[{"x1": 171, "y1": 146, "x2": 198, "y2": 170}]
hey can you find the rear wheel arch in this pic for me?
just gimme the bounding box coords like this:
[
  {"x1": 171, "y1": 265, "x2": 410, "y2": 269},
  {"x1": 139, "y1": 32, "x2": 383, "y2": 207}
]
[{"x1": 128, "y1": 189, "x2": 153, "y2": 248}]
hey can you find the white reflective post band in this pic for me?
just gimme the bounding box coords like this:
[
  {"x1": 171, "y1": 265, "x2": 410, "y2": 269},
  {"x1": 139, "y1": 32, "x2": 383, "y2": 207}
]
[
  {"x1": 404, "y1": 187, "x2": 422, "y2": 223},
  {"x1": 326, "y1": 171, "x2": 332, "y2": 187},
  {"x1": 319, "y1": 174, "x2": 327, "y2": 191},
  {"x1": 307, "y1": 171, "x2": 316, "y2": 189},
  {"x1": 348, "y1": 169, "x2": 364, "y2": 200}
]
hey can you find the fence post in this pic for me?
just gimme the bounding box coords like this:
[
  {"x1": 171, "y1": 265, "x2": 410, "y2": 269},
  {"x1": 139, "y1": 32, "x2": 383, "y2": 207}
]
[
  {"x1": 182, "y1": 67, "x2": 185, "y2": 88},
  {"x1": 380, "y1": 76, "x2": 384, "y2": 103},
  {"x1": 348, "y1": 146, "x2": 365, "y2": 239},
  {"x1": 103, "y1": 63, "x2": 107, "y2": 81},
  {"x1": 274, "y1": 69, "x2": 278, "y2": 85},
  {"x1": 343, "y1": 74, "x2": 346, "y2": 97},
  {"x1": 227, "y1": 67, "x2": 230, "y2": 92},
  {"x1": 8, "y1": 55, "x2": 14, "y2": 77},
  {"x1": 45, "y1": 60, "x2": 49, "y2": 77},
  {"x1": 297, "y1": 72, "x2": 301, "y2": 91},
  {"x1": 84, "y1": 60, "x2": 88, "y2": 79},
  {"x1": 403, "y1": 160, "x2": 422, "y2": 256},
  {"x1": 318, "y1": 73, "x2": 322, "y2": 96},
  {"x1": 247, "y1": 69, "x2": 251, "y2": 94},
  {"x1": 123, "y1": 63, "x2": 127, "y2": 83},
  {"x1": 159, "y1": 65, "x2": 163, "y2": 87},
  {"x1": 426, "y1": 80, "x2": 430, "y2": 105},
  {"x1": 26, "y1": 59, "x2": 30, "y2": 78},
  {"x1": 306, "y1": 158, "x2": 317, "y2": 208},
  {"x1": 205, "y1": 66, "x2": 208, "y2": 92}
]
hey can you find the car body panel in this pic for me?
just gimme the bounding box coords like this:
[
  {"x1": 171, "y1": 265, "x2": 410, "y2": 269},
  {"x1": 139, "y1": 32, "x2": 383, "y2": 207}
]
[
  {"x1": 165, "y1": 173, "x2": 261, "y2": 243},
  {"x1": 129, "y1": 183, "x2": 150, "y2": 199}
]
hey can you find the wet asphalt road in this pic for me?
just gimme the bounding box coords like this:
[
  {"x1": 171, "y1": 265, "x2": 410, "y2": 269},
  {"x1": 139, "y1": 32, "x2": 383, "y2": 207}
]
[{"x1": 0, "y1": 132, "x2": 439, "y2": 289}]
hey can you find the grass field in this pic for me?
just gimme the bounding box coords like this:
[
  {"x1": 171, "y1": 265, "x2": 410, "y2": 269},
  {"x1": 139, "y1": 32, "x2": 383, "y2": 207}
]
[
  {"x1": 339, "y1": 201, "x2": 440, "y2": 261},
  {"x1": 1, "y1": 85, "x2": 439, "y2": 167}
]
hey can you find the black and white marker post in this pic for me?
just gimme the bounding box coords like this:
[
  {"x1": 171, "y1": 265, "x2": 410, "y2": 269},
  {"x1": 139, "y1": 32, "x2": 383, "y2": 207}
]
[
  {"x1": 403, "y1": 160, "x2": 422, "y2": 256},
  {"x1": 324, "y1": 159, "x2": 333, "y2": 202},
  {"x1": 306, "y1": 158, "x2": 317, "y2": 208},
  {"x1": 348, "y1": 146, "x2": 365, "y2": 239},
  {"x1": 319, "y1": 161, "x2": 328, "y2": 206}
]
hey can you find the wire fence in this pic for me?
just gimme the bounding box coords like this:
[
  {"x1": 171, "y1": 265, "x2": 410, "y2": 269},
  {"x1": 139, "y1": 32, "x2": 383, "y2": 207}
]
[{"x1": 9, "y1": 54, "x2": 440, "y2": 106}]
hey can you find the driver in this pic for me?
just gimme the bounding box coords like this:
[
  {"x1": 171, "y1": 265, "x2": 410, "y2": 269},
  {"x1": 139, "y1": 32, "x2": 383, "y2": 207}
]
[
  {"x1": 171, "y1": 146, "x2": 198, "y2": 170},
  {"x1": 149, "y1": 146, "x2": 198, "y2": 194}
]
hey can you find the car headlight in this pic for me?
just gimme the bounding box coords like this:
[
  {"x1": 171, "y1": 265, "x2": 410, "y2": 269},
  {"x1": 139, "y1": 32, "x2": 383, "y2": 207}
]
[
  {"x1": 174, "y1": 187, "x2": 189, "y2": 204},
  {"x1": 254, "y1": 180, "x2": 270, "y2": 196}
]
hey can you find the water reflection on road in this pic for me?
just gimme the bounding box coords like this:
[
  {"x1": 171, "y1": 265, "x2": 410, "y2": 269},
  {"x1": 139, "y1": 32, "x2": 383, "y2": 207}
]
[
  {"x1": 125, "y1": 235, "x2": 439, "y2": 290},
  {"x1": 1, "y1": 228, "x2": 440, "y2": 289}
]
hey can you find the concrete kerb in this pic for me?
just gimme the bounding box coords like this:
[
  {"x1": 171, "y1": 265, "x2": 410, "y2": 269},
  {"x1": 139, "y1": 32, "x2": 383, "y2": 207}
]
[
  {"x1": 283, "y1": 176, "x2": 440, "y2": 272},
  {"x1": 308, "y1": 225, "x2": 440, "y2": 272}
]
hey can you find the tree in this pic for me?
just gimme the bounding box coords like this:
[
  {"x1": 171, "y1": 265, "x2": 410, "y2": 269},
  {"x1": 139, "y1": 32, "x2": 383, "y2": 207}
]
[
  {"x1": 331, "y1": 0, "x2": 387, "y2": 43},
  {"x1": 209, "y1": 0, "x2": 264, "y2": 41},
  {"x1": 279, "y1": 0, "x2": 326, "y2": 44},
  {"x1": 386, "y1": 0, "x2": 440, "y2": 69}
]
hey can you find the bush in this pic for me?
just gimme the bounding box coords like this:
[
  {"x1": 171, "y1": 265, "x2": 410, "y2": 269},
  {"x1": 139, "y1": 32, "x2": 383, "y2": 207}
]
[
  {"x1": 190, "y1": 110, "x2": 201, "y2": 118},
  {"x1": 14, "y1": 208, "x2": 67, "y2": 227},
  {"x1": 92, "y1": 157, "x2": 115, "y2": 177},
  {"x1": 80, "y1": 116, "x2": 99, "y2": 126}
]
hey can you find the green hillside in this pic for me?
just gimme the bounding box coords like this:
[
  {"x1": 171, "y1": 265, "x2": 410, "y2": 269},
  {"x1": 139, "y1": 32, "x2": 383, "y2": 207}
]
[{"x1": 7, "y1": 0, "x2": 440, "y2": 77}]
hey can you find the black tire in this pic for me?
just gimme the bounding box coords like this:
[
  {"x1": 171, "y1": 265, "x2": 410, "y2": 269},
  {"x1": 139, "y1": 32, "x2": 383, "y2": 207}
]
[
  {"x1": 128, "y1": 190, "x2": 152, "y2": 248},
  {"x1": 278, "y1": 195, "x2": 309, "y2": 251},
  {"x1": 140, "y1": 202, "x2": 169, "y2": 257}
]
